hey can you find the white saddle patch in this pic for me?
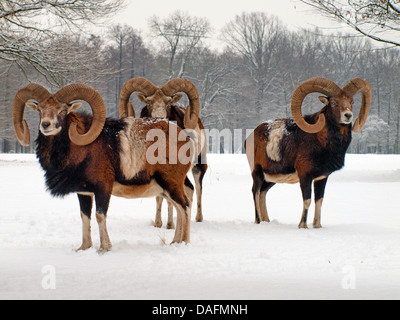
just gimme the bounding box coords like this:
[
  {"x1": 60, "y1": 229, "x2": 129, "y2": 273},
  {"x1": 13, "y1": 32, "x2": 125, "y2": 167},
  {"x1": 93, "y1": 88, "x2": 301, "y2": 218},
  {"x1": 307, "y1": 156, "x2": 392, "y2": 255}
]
[{"x1": 265, "y1": 120, "x2": 287, "y2": 162}]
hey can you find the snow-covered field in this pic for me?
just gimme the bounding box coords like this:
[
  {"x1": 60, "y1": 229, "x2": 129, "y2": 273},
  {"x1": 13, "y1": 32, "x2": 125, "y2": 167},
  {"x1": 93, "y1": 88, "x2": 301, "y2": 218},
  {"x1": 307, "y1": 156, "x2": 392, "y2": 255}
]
[{"x1": 0, "y1": 153, "x2": 399, "y2": 300}]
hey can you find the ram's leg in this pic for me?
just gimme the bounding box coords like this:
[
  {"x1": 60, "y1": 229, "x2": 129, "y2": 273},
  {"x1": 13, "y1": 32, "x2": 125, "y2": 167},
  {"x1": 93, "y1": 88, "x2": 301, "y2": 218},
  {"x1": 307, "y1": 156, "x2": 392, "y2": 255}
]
[
  {"x1": 168, "y1": 177, "x2": 194, "y2": 231},
  {"x1": 166, "y1": 201, "x2": 175, "y2": 230},
  {"x1": 181, "y1": 204, "x2": 191, "y2": 243},
  {"x1": 77, "y1": 194, "x2": 93, "y2": 251},
  {"x1": 299, "y1": 177, "x2": 313, "y2": 229},
  {"x1": 192, "y1": 163, "x2": 208, "y2": 223},
  {"x1": 155, "y1": 172, "x2": 191, "y2": 244},
  {"x1": 94, "y1": 191, "x2": 112, "y2": 252},
  {"x1": 173, "y1": 203, "x2": 183, "y2": 243},
  {"x1": 259, "y1": 181, "x2": 275, "y2": 223},
  {"x1": 170, "y1": 195, "x2": 191, "y2": 244},
  {"x1": 252, "y1": 166, "x2": 264, "y2": 224},
  {"x1": 168, "y1": 188, "x2": 191, "y2": 244},
  {"x1": 313, "y1": 178, "x2": 328, "y2": 228},
  {"x1": 170, "y1": 200, "x2": 191, "y2": 244},
  {"x1": 184, "y1": 177, "x2": 195, "y2": 207},
  {"x1": 153, "y1": 196, "x2": 164, "y2": 228}
]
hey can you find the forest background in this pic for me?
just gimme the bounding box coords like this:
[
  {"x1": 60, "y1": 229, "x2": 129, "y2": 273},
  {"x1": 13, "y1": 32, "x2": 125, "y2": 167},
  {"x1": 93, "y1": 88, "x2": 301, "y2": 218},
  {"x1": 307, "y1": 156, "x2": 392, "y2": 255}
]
[{"x1": 1, "y1": 0, "x2": 399, "y2": 154}]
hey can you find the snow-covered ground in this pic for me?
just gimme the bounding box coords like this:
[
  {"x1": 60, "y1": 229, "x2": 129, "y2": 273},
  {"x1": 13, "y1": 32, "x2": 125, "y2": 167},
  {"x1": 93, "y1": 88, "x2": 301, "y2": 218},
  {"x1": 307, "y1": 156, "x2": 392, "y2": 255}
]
[{"x1": 0, "y1": 153, "x2": 399, "y2": 300}]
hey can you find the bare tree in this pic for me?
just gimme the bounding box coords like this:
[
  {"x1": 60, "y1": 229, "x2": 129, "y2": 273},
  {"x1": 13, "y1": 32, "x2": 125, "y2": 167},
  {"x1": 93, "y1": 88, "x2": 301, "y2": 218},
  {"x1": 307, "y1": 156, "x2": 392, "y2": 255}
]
[
  {"x1": 0, "y1": 0, "x2": 126, "y2": 84},
  {"x1": 300, "y1": 0, "x2": 400, "y2": 46},
  {"x1": 109, "y1": 24, "x2": 132, "y2": 107},
  {"x1": 102, "y1": 25, "x2": 152, "y2": 116},
  {"x1": 190, "y1": 49, "x2": 239, "y2": 128},
  {"x1": 222, "y1": 12, "x2": 282, "y2": 114},
  {"x1": 149, "y1": 11, "x2": 210, "y2": 79}
]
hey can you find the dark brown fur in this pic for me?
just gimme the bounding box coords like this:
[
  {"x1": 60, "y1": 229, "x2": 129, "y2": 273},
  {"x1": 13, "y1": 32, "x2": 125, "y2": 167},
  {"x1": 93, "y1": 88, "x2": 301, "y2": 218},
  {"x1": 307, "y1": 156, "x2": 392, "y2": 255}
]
[
  {"x1": 245, "y1": 100, "x2": 353, "y2": 228},
  {"x1": 140, "y1": 104, "x2": 208, "y2": 225},
  {"x1": 34, "y1": 105, "x2": 193, "y2": 251}
]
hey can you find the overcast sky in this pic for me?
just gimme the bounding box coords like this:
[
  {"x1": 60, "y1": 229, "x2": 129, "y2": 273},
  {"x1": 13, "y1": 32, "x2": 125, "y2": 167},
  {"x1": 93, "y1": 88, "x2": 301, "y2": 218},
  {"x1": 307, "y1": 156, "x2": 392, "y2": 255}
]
[{"x1": 107, "y1": 0, "x2": 350, "y2": 49}]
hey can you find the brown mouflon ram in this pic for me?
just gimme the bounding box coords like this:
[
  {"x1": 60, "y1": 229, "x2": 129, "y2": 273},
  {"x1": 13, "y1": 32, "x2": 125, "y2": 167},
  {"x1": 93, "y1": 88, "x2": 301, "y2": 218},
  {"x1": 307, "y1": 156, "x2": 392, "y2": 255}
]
[
  {"x1": 245, "y1": 77, "x2": 372, "y2": 228},
  {"x1": 119, "y1": 77, "x2": 208, "y2": 229},
  {"x1": 13, "y1": 83, "x2": 194, "y2": 251}
]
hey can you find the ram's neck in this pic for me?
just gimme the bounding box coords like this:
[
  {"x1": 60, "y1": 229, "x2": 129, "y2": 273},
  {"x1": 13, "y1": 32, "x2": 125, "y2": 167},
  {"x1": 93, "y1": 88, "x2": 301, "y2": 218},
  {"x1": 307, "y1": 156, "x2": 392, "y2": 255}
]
[
  {"x1": 323, "y1": 115, "x2": 353, "y2": 173},
  {"x1": 35, "y1": 113, "x2": 91, "y2": 170}
]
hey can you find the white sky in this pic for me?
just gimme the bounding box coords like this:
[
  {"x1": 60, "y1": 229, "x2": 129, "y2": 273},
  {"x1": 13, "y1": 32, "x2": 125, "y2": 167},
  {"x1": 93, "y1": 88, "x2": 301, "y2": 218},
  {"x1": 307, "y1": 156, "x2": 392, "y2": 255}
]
[{"x1": 106, "y1": 0, "x2": 351, "y2": 49}]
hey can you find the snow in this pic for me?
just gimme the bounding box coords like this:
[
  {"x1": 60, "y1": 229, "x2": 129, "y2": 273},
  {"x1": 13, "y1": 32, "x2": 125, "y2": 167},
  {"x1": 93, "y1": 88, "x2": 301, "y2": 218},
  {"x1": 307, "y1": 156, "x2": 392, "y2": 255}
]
[{"x1": 0, "y1": 153, "x2": 400, "y2": 300}]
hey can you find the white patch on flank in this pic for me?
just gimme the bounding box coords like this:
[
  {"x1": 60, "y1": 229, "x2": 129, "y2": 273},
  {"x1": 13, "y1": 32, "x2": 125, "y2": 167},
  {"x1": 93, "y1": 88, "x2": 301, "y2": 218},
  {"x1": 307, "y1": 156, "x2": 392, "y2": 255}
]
[
  {"x1": 263, "y1": 173, "x2": 328, "y2": 185},
  {"x1": 112, "y1": 180, "x2": 163, "y2": 199},
  {"x1": 266, "y1": 120, "x2": 287, "y2": 162},
  {"x1": 119, "y1": 118, "x2": 147, "y2": 180},
  {"x1": 264, "y1": 172, "x2": 300, "y2": 184}
]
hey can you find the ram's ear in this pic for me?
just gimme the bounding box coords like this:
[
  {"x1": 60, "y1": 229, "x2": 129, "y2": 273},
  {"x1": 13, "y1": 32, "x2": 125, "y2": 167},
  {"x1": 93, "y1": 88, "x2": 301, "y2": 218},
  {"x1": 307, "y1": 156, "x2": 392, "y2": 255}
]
[
  {"x1": 67, "y1": 102, "x2": 83, "y2": 114},
  {"x1": 319, "y1": 96, "x2": 329, "y2": 106},
  {"x1": 171, "y1": 94, "x2": 183, "y2": 104},
  {"x1": 26, "y1": 102, "x2": 39, "y2": 111},
  {"x1": 137, "y1": 94, "x2": 148, "y2": 103}
]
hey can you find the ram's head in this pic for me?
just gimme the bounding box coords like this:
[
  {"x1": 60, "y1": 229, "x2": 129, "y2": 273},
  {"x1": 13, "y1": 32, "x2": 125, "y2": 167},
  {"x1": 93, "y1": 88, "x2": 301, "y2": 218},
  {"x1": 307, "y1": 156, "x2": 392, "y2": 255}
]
[
  {"x1": 291, "y1": 77, "x2": 372, "y2": 133},
  {"x1": 118, "y1": 77, "x2": 200, "y2": 129},
  {"x1": 13, "y1": 83, "x2": 106, "y2": 146}
]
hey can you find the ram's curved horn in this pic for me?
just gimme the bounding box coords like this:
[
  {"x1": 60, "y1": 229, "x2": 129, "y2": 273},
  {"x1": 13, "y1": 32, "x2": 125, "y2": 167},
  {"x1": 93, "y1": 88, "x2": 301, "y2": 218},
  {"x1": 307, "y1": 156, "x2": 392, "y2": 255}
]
[
  {"x1": 118, "y1": 78, "x2": 158, "y2": 118},
  {"x1": 55, "y1": 84, "x2": 106, "y2": 146},
  {"x1": 291, "y1": 77, "x2": 342, "y2": 134},
  {"x1": 343, "y1": 78, "x2": 372, "y2": 133},
  {"x1": 161, "y1": 78, "x2": 200, "y2": 129},
  {"x1": 12, "y1": 84, "x2": 51, "y2": 146}
]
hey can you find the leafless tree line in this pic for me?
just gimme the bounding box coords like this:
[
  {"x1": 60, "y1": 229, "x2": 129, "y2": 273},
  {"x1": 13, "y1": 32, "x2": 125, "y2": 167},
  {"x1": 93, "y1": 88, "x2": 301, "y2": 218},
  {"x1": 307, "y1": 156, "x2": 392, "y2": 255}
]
[{"x1": 1, "y1": 9, "x2": 399, "y2": 154}]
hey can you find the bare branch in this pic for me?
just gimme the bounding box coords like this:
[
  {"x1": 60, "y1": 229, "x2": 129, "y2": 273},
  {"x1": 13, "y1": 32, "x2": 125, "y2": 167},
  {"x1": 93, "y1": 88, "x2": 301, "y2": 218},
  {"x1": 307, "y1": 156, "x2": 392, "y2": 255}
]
[
  {"x1": 0, "y1": 0, "x2": 126, "y2": 85},
  {"x1": 300, "y1": 0, "x2": 400, "y2": 46},
  {"x1": 149, "y1": 11, "x2": 210, "y2": 79}
]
